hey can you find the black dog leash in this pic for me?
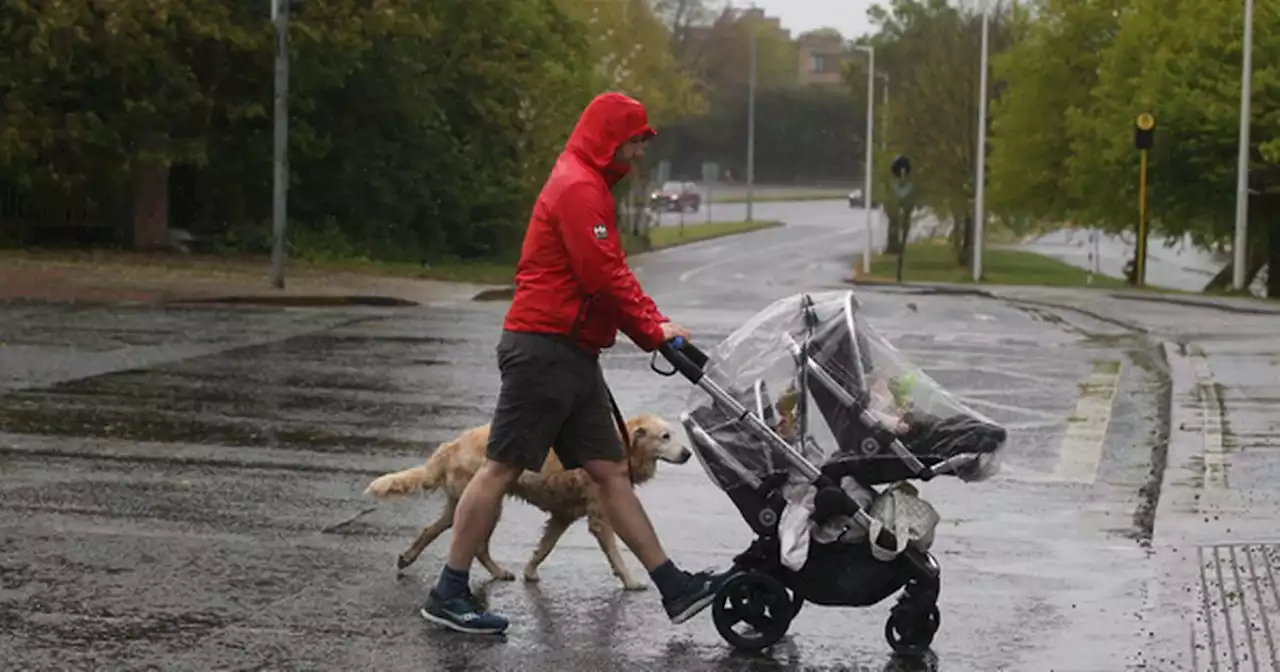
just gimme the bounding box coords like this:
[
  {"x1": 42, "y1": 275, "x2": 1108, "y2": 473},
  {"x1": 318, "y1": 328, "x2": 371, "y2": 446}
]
[{"x1": 604, "y1": 385, "x2": 636, "y2": 487}]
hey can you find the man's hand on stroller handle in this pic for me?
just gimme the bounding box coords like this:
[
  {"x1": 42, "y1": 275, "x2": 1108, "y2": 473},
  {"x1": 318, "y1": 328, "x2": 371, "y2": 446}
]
[
  {"x1": 652, "y1": 332, "x2": 709, "y2": 383},
  {"x1": 660, "y1": 322, "x2": 691, "y2": 344}
]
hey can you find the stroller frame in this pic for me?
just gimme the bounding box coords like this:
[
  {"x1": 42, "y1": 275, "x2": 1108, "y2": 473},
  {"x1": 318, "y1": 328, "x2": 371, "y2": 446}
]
[{"x1": 652, "y1": 292, "x2": 982, "y2": 655}]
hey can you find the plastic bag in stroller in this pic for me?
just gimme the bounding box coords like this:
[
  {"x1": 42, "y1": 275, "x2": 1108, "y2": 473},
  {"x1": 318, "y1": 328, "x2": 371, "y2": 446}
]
[{"x1": 649, "y1": 290, "x2": 1008, "y2": 656}]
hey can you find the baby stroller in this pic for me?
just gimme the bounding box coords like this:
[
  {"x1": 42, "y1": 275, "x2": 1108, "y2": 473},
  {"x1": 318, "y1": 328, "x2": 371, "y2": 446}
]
[{"x1": 651, "y1": 290, "x2": 1008, "y2": 655}]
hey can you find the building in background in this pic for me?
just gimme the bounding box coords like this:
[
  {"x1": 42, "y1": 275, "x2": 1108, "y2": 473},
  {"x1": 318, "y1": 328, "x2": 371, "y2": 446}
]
[
  {"x1": 691, "y1": 7, "x2": 850, "y2": 88},
  {"x1": 795, "y1": 28, "x2": 850, "y2": 86}
]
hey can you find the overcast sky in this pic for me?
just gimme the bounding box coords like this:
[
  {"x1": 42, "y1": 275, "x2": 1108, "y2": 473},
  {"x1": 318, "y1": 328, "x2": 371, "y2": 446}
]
[{"x1": 736, "y1": 0, "x2": 879, "y2": 41}]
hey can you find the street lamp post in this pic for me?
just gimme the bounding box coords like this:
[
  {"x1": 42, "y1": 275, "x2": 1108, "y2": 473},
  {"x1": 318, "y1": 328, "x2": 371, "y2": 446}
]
[
  {"x1": 972, "y1": 4, "x2": 990, "y2": 282},
  {"x1": 746, "y1": 27, "x2": 757, "y2": 223},
  {"x1": 270, "y1": 0, "x2": 291, "y2": 289},
  {"x1": 1232, "y1": 0, "x2": 1254, "y2": 291},
  {"x1": 854, "y1": 45, "x2": 876, "y2": 275},
  {"x1": 877, "y1": 73, "x2": 889, "y2": 153}
]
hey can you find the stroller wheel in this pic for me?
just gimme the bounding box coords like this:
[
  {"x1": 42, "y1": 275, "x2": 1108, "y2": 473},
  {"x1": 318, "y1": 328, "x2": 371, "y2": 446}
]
[
  {"x1": 711, "y1": 572, "x2": 794, "y2": 652},
  {"x1": 884, "y1": 604, "x2": 940, "y2": 656}
]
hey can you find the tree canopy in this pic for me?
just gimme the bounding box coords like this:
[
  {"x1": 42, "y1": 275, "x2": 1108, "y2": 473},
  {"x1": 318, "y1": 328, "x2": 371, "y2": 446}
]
[
  {"x1": 849, "y1": 0, "x2": 1277, "y2": 294},
  {"x1": 1, "y1": 0, "x2": 873, "y2": 261}
]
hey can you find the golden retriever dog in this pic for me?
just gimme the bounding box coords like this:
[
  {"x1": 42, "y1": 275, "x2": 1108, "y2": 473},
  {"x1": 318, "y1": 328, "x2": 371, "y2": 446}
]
[{"x1": 364, "y1": 412, "x2": 692, "y2": 591}]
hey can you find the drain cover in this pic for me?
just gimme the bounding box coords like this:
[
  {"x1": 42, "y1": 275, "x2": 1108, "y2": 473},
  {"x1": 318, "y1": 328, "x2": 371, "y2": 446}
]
[{"x1": 1192, "y1": 543, "x2": 1280, "y2": 671}]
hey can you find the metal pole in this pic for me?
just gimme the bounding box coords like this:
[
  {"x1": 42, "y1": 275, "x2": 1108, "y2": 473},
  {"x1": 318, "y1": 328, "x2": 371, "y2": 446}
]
[
  {"x1": 1232, "y1": 0, "x2": 1254, "y2": 291},
  {"x1": 862, "y1": 47, "x2": 875, "y2": 274},
  {"x1": 270, "y1": 0, "x2": 290, "y2": 289},
  {"x1": 1138, "y1": 149, "x2": 1149, "y2": 286},
  {"x1": 972, "y1": 5, "x2": 989, "y2": 282},
  {"x1": 881, "y1": 74, "x2": 889, "y2": 153},
  {"x1": 746, "y1": 28, "x2": 757, "y2": 223}
]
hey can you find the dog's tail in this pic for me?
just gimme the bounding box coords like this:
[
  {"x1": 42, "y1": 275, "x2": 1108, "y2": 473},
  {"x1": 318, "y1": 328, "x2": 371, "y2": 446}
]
[{"x1": 364, "y1": 443, "x2": 449, "y2": 501}]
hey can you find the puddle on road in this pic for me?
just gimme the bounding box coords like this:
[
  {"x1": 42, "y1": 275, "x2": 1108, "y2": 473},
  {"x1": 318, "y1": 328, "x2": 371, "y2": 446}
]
[
  {"x1": 0, "y1": 402, "x2": 454, "y2": 455},
  {"x1": 0, "y1": 323, "x2": 493, "y2": 455}
]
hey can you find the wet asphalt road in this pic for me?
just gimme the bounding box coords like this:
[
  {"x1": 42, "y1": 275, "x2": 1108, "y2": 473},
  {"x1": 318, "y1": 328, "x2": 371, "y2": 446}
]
[{"x1": 2, "y1": 201, "x2": 1168, "y2": 671}]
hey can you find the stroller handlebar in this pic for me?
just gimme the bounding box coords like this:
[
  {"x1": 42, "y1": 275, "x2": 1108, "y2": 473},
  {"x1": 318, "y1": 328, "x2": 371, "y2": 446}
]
[{"x1": 656, "y1": 336, "x2": 709, "y2": 383}]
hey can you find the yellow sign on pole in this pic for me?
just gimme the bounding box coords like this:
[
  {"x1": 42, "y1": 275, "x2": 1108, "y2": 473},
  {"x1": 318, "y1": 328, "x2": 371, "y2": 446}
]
[{"x1": 1133, "y1": 113, "x2": 1155, "y2": 287}]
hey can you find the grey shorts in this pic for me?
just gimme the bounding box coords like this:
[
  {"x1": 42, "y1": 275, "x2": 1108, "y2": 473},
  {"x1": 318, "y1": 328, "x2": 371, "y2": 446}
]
[{"x1": 484, "y1": 330, "x2": 625, "y2": 472}]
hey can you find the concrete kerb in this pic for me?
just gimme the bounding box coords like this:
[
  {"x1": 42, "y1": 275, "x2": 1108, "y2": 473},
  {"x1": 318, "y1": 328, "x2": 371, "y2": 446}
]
[
  {"x1": 171, "y1": 295, "x2": 421, "y2": 308},
  {"x1": 1108, "y1": 291, "x2": 1280, "y2": 315},
  {"x1": 1138, "y1": 340, "x2": 1214, "y2": 672},
  {"x1": 844, "y1": 276, "x2": 997, "y2": 299}
]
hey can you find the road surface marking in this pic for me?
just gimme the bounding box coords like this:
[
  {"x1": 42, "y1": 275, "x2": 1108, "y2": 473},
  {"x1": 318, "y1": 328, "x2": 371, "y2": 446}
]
[
  {"x1": 1190, "y1": 349, "x2": 1228, "y2": 490},
  {"x1": 917, "y1": 361, "x2": 1069, "y2": 386},
  {"x1": 1052, "y1": 359, "x2": 1122, "y2": 484},
  {"x1": 676, "y1": 226, "x2": 860, "y2": 283}
]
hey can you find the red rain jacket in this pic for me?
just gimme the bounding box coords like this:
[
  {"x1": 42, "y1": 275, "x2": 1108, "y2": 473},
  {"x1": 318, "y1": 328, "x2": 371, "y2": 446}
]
[{"x1": 502, "y1": 93, "x2": 669, "y2": 354}]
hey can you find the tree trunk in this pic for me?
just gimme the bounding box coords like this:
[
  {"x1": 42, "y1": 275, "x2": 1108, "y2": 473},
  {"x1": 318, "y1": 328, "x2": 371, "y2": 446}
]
[
  {"x1": 131, "y1": 133, "x2": 170, "y2": 250},
  {"x1": 1204, "y1": 195, "x2": 1278, "y2": 297},
  {"x1": 953, "y1": 214, "x2": 973, "y2": 266},
  {"x1": 1202, "y1": 246, "x2": 1267, "y2": 292}
]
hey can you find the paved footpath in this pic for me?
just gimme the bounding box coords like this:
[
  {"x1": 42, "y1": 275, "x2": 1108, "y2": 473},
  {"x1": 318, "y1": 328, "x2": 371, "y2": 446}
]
[{"x1": 913, "y1": 285, "x2": 1280, "y2": 671}]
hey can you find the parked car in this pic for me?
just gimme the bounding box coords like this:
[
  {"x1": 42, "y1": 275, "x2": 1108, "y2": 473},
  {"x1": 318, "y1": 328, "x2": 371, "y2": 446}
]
[{"x1": 651, "y1": 181, "x2": 702, "y2": 213}]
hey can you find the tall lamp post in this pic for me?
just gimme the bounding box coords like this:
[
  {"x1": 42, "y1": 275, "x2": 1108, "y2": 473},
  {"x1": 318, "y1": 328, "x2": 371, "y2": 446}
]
[
  {"x1": 1232, "y1": 0, "x2": 1254, "y2": 291},
  {"x1": 270, "y1": 0, "x2": 291, "y2": 289},
  {"x1": 746, "y1": 26, "x2": 757, "y2": 223},
  {"x1": 972, "y1": 3, "x2": 990, "y2": 282},
  {"x1": 876, "y1": 73, "x2": 889, "y2": 153},
  {"x1": 853, "y1": 45, "x2": 876, "y2": 275}
]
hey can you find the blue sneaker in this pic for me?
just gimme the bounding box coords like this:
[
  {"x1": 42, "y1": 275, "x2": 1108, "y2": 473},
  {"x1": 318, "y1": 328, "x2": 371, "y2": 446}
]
[
  {"x1": 663, "y1": 568, "x2": 738, "y2": 624},
  {"x1": 420, "y1": 588, "x2": 509, "y2": 635}
]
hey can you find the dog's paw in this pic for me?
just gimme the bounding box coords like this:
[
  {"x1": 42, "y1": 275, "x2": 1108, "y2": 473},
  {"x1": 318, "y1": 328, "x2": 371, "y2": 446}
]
[
  {"x1": 622, "y1": 580, "x2": 649, "y2": 592},
  {"x1": 522, "y1": 570, "x2": 541, "y2": 583},
  {"x1": 492, "y1": 569, "x2": 517, "y2": 581}
]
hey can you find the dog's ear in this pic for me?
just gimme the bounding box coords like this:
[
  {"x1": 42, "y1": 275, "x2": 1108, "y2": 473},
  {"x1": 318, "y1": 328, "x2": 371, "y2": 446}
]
[{"x1": 632, "y1": 426, "x2": 648, "y2": 441}]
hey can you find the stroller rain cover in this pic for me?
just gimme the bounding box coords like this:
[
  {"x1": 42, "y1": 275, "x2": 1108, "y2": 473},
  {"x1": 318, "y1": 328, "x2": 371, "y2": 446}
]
[{"x1": 684, "y1": 290, "x2": 1010, "y2": 499}]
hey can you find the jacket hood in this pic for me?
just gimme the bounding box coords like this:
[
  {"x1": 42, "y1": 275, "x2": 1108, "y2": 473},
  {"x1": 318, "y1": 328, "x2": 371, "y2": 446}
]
[{"x1": 564, "y1": 92, "x2": 656, "y2": 186}]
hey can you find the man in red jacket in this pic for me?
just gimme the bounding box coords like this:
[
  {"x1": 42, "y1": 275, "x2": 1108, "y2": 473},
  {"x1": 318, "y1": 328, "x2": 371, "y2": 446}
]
[{"x1": 421, "y1": 92, "x2": 735, "y2": 635}]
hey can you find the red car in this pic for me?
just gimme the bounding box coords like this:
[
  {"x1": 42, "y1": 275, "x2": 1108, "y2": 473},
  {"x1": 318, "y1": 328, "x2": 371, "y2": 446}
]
[{"x1": 650, "y1": 181, "x2": 702, "y2": 213}]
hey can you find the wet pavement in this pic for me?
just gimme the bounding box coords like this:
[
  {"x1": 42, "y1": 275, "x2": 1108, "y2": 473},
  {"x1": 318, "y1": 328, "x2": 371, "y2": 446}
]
[{"x1": 0, "y1": 201, "x2": 1272, "y2": 671}]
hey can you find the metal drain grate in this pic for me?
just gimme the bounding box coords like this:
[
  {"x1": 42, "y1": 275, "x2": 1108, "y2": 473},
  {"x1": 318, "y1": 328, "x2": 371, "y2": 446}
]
[{"x1": 1194, "y1": 543, "x2": 1280, "y2": 671}]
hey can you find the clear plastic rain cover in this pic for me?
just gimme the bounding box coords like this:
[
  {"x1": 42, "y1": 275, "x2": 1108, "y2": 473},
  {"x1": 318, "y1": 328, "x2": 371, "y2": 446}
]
[{"x1": 685, "y1": 290, "x2": 1009, "y2": 492}]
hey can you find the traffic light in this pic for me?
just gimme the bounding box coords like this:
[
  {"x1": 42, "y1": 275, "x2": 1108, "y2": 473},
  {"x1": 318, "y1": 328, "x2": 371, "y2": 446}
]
[{"x1": 891, "y1": 155, "x2": 911, "y2": 179}]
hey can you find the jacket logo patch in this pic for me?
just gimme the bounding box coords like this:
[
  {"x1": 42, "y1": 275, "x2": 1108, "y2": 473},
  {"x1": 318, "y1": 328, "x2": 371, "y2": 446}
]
[{"x1": 592, "y1": 223, "x2": 608, "y2": 240}]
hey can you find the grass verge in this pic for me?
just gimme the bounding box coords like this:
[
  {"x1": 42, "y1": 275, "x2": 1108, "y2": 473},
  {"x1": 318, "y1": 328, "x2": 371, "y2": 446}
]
[
  {"x1": 857, "y1": 238, "x2": 1128, "y2": 288},
  {"x1": 708, "y1": 190, "x2": 846, "y2": 204},
  {"x1": 0, "y1": 219, "x2": 782, "y2": 296},
  {"x1": 361, "y1": 219, "x2": 780, "y2": 283},
  {"x1": 0, "y1": 248, "x2": 521, "y2": 287},
  {"x1": 646, "y1": 219, "x2": 782, "y2": 249}
]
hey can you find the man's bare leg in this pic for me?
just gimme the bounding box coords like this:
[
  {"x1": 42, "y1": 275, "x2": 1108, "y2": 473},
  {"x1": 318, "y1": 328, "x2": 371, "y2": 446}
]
[
  {"x1": 582, "y1": 459, "x2": 668, "y2": 570},
  {"x1": 420, "y1": 458, "x2": 522, "y2": 634},
  {"x1": 582, "y1": 458, "x2": 735, "y2": 624},
  {"x1": 445, "y1": 460, "x2": 522, "y2": 573}
]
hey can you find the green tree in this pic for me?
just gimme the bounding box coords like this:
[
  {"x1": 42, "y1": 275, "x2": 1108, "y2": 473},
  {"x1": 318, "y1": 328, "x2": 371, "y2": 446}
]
[
  {"x1": 0, "y1": 0, "x2": 274, "y2": 247},
  {"x1": 0, "y1": 0, "x2": 605, "y2": 263},
  {"x1": 853, "y1": 0, "x2": 1018, "y2": 265},
  {"x1": 986, "y1": 0, "x2": 1128, "y2": 225},
  {"x1": 1064, "y1": 0, "x2": 1280, "y2": 294},
  {"x1": 559, "y1": 0, "x2": 705, "y2": 125}
]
